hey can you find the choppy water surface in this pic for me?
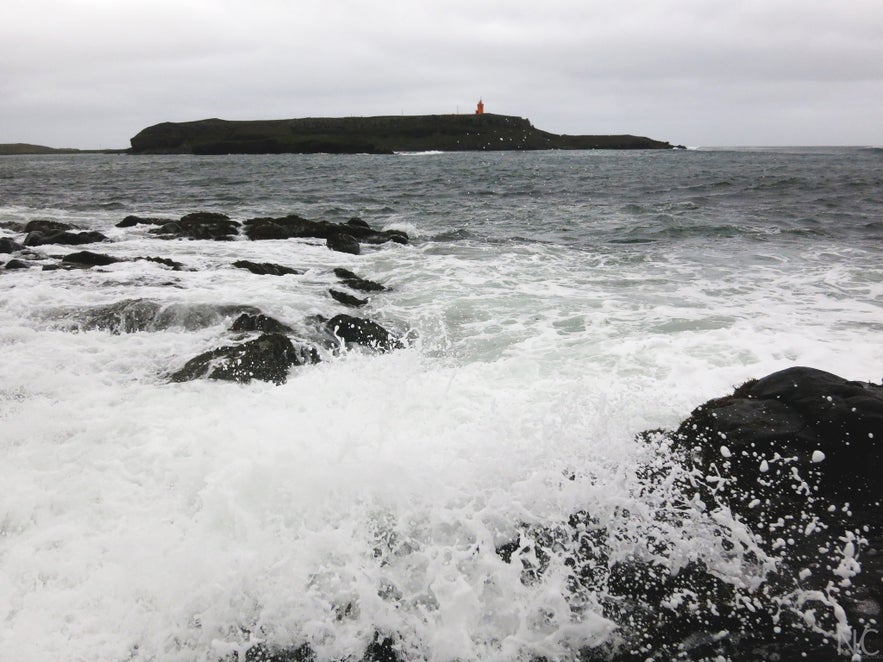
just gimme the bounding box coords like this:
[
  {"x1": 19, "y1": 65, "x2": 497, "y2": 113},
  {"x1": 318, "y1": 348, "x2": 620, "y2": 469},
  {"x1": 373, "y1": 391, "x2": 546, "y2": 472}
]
[{"x1": 1, "y1": 148, "x2": 881, "y2": 660}]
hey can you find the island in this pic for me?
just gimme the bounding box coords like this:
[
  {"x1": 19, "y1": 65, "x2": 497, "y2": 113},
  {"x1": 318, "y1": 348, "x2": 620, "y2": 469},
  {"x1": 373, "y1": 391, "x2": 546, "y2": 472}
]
[{"x1": 129, "y1": 113, "x2": 676, "y2": 154}]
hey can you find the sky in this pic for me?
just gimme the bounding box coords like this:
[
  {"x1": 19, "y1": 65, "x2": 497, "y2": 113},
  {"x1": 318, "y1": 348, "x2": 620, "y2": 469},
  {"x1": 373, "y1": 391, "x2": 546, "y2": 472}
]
[{"x1": 1, "y1": 0, "x2": 881, "y2": 149}]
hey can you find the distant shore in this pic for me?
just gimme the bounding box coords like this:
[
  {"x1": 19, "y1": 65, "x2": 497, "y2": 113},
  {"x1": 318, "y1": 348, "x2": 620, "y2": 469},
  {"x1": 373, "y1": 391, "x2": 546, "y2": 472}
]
[
  {"x1": 0, "y1": 143, "x2": 126, "y2": 155},
  {"x1": 2, "y1": 114, "x2": 682, "y2": 155}
]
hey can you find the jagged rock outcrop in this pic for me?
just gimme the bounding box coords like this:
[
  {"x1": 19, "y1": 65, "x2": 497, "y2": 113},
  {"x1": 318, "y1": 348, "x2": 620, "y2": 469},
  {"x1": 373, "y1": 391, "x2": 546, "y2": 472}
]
[
  {"x1": 129, "y1": 114, "x2": 675, "y2": 155},
  {"x1": 169, "y1": 333, "x2": 317, "y2": 385}
]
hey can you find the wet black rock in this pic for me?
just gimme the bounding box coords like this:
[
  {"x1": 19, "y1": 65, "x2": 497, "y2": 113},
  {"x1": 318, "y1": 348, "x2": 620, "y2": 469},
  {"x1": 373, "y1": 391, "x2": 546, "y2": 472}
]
[
  {"x1": 62, "y1": 251, "x2": 121, "y2": 267},
  {"x1": 329, "y1": 289, "x2": 368, "y2": 307},
  {"x1": 326, "y1": 232, "x2": 360, "y2": 255},
  {"x1": 673, "y1": 366, "x2": 883, "y2": 500},
  {"x1": 24, "y1": 230, "x2": 108, "y2": 247},
  {"x1": 0, "y1": 237, "x2": 23, "y2": 253},
  {"x1": 170, "y1": 333, "x2": 316, "y2": 385},
  {"x1": 243, "y1": 213, "x2": 407, "y2": 247},
  {"x1": 136, "y1": 256, "x2": 186, "y2": 270},
  {"x1": 4, "y1": 258, "x2": 30, "y2": 269},
  {"x1": 326, "y1": 314, "x2": 401, "y2": 351},
  {"x1": 232, "y1": 260, "x2": 305, "y2": 276},
  {"x1": 333, "y1": 268, "x2": 386, "y2": 292},
  {"x1": 659, "y1": 366, "x2": 883, "y2": 658},
  {"x1": 150, "y1": 212, "x2": 240, "y2": 241},
  {"x1": 24, "y1": 220, "x2": 77, "y2": 233},
  {"x1": 230, "y1": 312, "x2": 294, "y2": 334}
]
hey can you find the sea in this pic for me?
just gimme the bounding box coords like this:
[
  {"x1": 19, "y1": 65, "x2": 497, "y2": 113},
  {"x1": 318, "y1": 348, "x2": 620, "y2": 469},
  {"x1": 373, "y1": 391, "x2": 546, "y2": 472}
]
[{"x1": 0, "y1": 147, "x2": 881, "y2": 660}]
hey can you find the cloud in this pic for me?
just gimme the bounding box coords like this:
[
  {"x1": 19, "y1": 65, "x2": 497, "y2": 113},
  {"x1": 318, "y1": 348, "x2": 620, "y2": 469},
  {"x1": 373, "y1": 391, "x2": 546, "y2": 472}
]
[{"x1": 1, "y1": 0, "x2": 881, "y2": 147}]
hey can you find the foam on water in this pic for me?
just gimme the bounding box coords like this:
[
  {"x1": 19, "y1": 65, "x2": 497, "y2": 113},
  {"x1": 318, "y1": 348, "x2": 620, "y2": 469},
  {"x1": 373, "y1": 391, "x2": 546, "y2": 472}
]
[{"x1": 1, "y1": 150, "x2": 881, "y2": 659}]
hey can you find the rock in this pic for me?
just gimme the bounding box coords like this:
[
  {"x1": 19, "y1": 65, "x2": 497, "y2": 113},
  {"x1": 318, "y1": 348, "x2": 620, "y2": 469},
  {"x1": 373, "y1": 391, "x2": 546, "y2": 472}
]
[
  {"x1": 170, "y1": 333, "x2": 317, "y2": 384},
  {"x1": 136, "y1": 256, "x2": 186, "y2": 270},
  {"x1": 62, "y1": 251, "x2": 121, "y2": 267},
  {"x1": 24, "y1": 230, "x2": 108, "y2": 247},
  {"x1": 0, "y1": 237, "x2": 23, "y2": 253},
  {"x1": 329, "y1": 289, "x2": 368, "y2": 307},
  {"x1": 232, "y1": 260, "x2": 305, "y2": 276},
  {"x1": 334, "y1": 268, "x2": 386, "y2": 292},
  {"x1": 658, "y1": 366, "x2": 883, "y2": 657},
  {"x1": 117, "y1": 215, "x2": 174, "y2": 228},
  {"x1": 24, "y1": 220, "x2": 76, "y2": 233},
  {"x1": 347, "y1": 217, "x2": 370, "y2": 229},
  {"x1": 4, "y1": 258, "x2": 30, "y2": 269},
  {"x1": 326, "y1": 314, "x2": 400, "y2": 351},
  {"x1": 673, "y1": 366, "x2": 883, "y2": 498},
  {"x1": 150, "y1": 212, "x2": 240, "y2": 240},
  {"x1": 229, "y1": 312, "x2": 294, "y2": 334},
  {"x1": 326, "y1": 232, "x2": 360, "y2": 255},
  {"x1": 243, "y1": 214, "x2": 408, "y2": 247}
]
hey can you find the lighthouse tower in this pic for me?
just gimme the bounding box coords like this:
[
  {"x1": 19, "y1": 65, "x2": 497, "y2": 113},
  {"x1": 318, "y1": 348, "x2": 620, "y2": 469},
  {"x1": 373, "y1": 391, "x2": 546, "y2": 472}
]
[{"x1": 475, "y1": 99, "x2": 484, "y2": 115}]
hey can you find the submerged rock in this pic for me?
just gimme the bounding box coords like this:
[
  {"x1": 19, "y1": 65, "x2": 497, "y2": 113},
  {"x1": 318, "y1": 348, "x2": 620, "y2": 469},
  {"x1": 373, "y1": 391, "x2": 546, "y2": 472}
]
[
  {"x1": 232, "y1": 260, "x2": 305, "y2": 276},
  {"x1": 229, "y1": 312, "x2": 294, "y2": 334},
  {"x1": 326, "y1": 314, "x2": 401, "y2": 351},
  {"x1": 62, "y1": 251, "x2": 121, "y2": 267},
  {"x1": 329, "y1": 288, "x2": 368, "y2": 307},
  {"x1": 170, "y1": 333, "x2": 317, "y2": 385},
  {"x1": 116, "y1": 215, "x2": 174, "y2": 228},
  {"x1": 333, "y1": 268, "x2": 386, "y2": 292},
  {"x1": 326, "y1": 232, "x2": 361, "y2": 255},
  {"x1": 65, "y1": 299, "x2": 261, "y2": 333},
  {"x1": 24, "y1": 230, "x2": 108, "y2": 247},
  {"x1": 136, "y1": 256, "x2": 186, "y2": 270}
]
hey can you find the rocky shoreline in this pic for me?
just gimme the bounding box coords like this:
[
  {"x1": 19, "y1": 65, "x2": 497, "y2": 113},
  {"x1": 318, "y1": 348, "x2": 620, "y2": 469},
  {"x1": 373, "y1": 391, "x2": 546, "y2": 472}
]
[{"x1": 2, "y1": 212, "x2": 880, "y2": 660}]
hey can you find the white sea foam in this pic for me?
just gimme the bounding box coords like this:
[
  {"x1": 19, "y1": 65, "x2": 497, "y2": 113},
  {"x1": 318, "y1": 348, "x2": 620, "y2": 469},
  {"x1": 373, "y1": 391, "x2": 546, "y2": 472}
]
[{"x1": 1, "y1": 151, "x2": 880, "y2": 659}]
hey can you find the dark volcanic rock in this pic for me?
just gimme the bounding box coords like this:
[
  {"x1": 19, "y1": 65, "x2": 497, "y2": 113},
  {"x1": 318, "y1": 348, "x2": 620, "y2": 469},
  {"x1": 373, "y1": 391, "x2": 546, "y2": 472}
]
[
  {"x1": 326, "y1": 314, "x2": 401, "y2": 351},
  {"x1": 62, "y1": 251, "x2": 121, "y2": 267},
  {"x1": 4, "y1": 258, "x2": 30, "y2": 269},
  {"x1": 243, "y1": 214, "x2": 407, "y2": 247},
  {"x1": 230, "y1": 312, "x2": 294, "y2": 334},
  {"x1": 0, "y1": 237, "x2": 24, "y2": 253},
  {"x1": 326, "y1": 232, "x2": 360, "y2": 255},
  {"x1": 24, "y1": 230, "x2": 108, "y2": 247},
  {"x1": 329, "y1": 289, "x2": 368, "y2": 307},
  {"x1": 136, "y1": 256, "x2": 186, "y2": 270},
  {"x1": 24, "y1": 220, "x2": 77, "y2": 233},
  {"x1": 657, "y1": 366, "x2": 883, "y2": 657},
  {"x1": 150, "y1": 212, "x2": 240, "y2": 240},
  {"x1": 170, "y1": 333, "x2": 316, "y2": 384},
  {"x1": 232, "y1": 260, "x2": 305, "y2": 276},
  {"x1": 334, "y1": 268, "x2": 386, "y2": 292},
  {"x1": 674, "y1": 366, "x2": 883, "y2": 498}
]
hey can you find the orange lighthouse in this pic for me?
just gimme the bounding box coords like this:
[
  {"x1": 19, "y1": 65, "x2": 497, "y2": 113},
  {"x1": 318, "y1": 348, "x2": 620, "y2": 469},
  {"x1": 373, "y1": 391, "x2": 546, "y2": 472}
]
[{"x1": 475, "y1": 99, "x2": 484, "y2": 115}]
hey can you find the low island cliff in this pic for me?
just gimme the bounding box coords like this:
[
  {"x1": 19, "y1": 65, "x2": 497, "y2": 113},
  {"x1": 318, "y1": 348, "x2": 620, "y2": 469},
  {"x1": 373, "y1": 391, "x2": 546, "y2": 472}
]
[{"x1": 129, "y1": 114, "x2": 676, "y2": 154}]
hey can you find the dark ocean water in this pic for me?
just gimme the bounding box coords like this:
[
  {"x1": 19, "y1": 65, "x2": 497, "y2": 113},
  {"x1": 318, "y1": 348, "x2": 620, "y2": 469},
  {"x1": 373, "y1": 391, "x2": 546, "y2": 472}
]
[{"x1": 0, "y1": 148, "x2": 881, "y2": 660}]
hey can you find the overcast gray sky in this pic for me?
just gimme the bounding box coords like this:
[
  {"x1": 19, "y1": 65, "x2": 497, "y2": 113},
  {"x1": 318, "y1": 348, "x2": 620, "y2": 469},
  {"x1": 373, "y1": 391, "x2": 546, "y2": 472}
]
[{"x1": 2, "y1": 0, "x2": 881, "y2": 149}]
